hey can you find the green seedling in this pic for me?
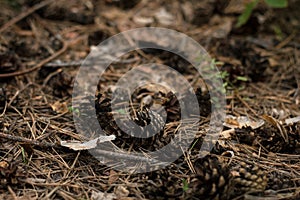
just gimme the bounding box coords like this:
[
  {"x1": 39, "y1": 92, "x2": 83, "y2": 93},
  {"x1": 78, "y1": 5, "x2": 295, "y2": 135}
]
[
  {"x1": 116, "y1": 108, "x2": 126, "y2": 115},
  {"x1": 236, "y1": 76, "x2": 248, "y2": 82},
  {"x1": 68, "y1": 106, "x2": 80, "y2": 116},
  {"x1": 182, "y1": 178, "x2": 189, "y2": 192},
  {"x1": 271, "y1": 24, "x2": 284, "y2": 40},
  {"x1": 21, "y1": 147, "x2": 27, "y2": 164},
  {"x1": 236, "y1": 0, "x2": 288, "y2": 27}
]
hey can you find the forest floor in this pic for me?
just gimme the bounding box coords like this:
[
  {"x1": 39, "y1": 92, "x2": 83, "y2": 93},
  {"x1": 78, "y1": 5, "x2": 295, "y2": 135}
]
[{"x1": 0, "y1": 0, "x2": 300, "y2": 199}]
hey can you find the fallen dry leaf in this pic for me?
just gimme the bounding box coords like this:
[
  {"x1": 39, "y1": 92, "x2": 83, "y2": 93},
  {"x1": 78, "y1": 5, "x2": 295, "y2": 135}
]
[
  {"x1": 50, "y1": 101, "x2": 68, "y2": 113},
  {"x1": 224, "y1": 115, "x2": 264, "y2": 129},
  {"x1": 60, "y1": 135, "x2": 116, "y2": 150}
]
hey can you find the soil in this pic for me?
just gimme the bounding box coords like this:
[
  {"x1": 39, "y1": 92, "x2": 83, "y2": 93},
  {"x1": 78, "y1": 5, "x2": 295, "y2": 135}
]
[{"x1": 0, "y1": 0, "x2": 300, "y2": 199}]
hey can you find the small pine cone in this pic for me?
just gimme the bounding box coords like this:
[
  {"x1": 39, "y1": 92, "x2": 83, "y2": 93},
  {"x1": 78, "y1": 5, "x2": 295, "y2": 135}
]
[
  {"x1": 234, "y1": 125, "x2": 287, "y2": 153},
  {"x1": 188, "y1": 155, "x2": 232, "y2": 200},
  {"x1": 234, "y1": 126, "x2": 256, "y2": 146},
  {"x1": 254, "y1": 124, "x2": 287, "y2": 153},
  {"x1": 144, "y1": 168, "x2": 183, "y2": 199},
  {"x1": 0, "y1": 160, "x2": 27, "y2": 188},
  {"x1": 119, "y1": 106, "x2": 165, "y2": 139},
  {"x1": 131, "y1": 107, "x2": 164, "y2": 131},
  {"x1": 162, "y1": 92, "x2": 180, "y2": 122},
  {"x1": 97, "y1": 101, "x2": 167, "y2": 151},
  {"x1": 231, "y1": 161, "x2": 268, "y2": 195},
  {"x1": 267, "y1": 172, "x2": 298, "y2": 191}
]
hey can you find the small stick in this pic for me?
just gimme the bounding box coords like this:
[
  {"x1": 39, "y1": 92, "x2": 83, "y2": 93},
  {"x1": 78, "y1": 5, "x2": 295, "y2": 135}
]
[
  {"x1": 0, "y1": 0, "x2": 55, "y2": 33},
  {"x1": 0, "y1": 132, "x2": 165, "y2": 164},
  {"x1": 7, "y1": 186, "x2": 18, "y2": 200},
  {"x1": 235, "y1": 93, "x2": 258, "y2": 117},
  {"x1": 0, "y1": 132, "x2": 58, "y2": 148},
  {"x1": 0, "y1": 36, "x2": 84, "y2": 78},
  {"x1": 93, "y1": 148, "x2": 167, "y2": 165},
  {"x1": 0, "y1": 41, "x2": 68, "y2": 78}
]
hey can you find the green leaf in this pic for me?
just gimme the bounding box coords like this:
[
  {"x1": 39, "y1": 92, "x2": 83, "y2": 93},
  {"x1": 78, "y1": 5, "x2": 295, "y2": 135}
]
[
  {"x1": 236, "y1": 76, "x2": 248, "y2": 81},
  {"x1": 182, "y1": 179, "x2": 189, "y2": 192},
  {"x1": 116, "y1": 109, "x2": 126, "y2": 115},
  {"x1": 236, "y1": 0, "x2": 259, "y2": 27},
  {"x1": 265, "y1": 0, "x2": 288, "y2": 8}
]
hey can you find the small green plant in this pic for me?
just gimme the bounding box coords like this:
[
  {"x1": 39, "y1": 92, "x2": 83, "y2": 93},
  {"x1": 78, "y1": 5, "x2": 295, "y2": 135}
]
[
  {"x1": 116, "y1": 108, "x2": 126, "y2": 115},
  {"x1": 68, "y1": 106, "x2": 80, "y2": 116},
  {"x1": 21, "y1": 146, "x2": 28, "y2": 164},
  {"x1": 236, "y1": 0, "x2": 288, "y2": 27},
  {"x1": 220, "y1": 71, "x2": 230, "y2": 88},
  {"x1": 182, "y1": 179, "x2": 189, "y2": 192},
  {"x1": 271, "y1": 24, "x2": 284, "y2": 40}
]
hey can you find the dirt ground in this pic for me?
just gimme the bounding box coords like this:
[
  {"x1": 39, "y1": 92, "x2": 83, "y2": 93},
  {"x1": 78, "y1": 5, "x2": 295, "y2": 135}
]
[{"x1": 0, "y1": 0, "x2": 300, "y2": 199}]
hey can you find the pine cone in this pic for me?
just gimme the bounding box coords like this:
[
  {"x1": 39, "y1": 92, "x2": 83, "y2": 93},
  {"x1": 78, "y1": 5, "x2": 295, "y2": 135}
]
[
  {"x1": 188, "y1": 155, "x2": 232, "y2": 200},
  {"x1": 231, "y1": 161, "x2": 268, "y2": 195},
  {"x1": 234, "y1": 124, "x2": 287, "y2": 153},
  {"x1": 130, "y1": 107, "x2": 165, "y2": 134},
  {"x1": 116, "y1": 106, "x2": 165, "y2": 140},
  {"x1": 0, "y1": 160, "x2": 27, "y2": 188},
  {"x1": 143, "y1": 168, "x2": 183, "y2": 199},
  {"x1": 96, "y1": 94, "x2": 168, "y2": 151},
  {"x1": 162, "y1": 91, "x2": 180, "y2": 122},
  {"x1": 254, "y1": 124, "x2": 287, "y2": 153},
  {"x1": 267, "y1": 172, "x2": 298, "y2": 191}
]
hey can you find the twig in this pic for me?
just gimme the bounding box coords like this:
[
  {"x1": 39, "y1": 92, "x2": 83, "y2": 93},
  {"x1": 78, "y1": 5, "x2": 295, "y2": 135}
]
[
  {"x1": 93, "y1": 148, "x2": 166, "y2": 164},
  {"x1": 7, "y1": 186, "x2": 18, "y2": 200},
  {"x1": 235, "y1": 92, "x2": 258, "y2": 117},
  {"x1": 42, "y1": 57, "x2": 139, "y2": 68},
  {"x1": 0, "y1": 131, "x2": 165, "y2": 164},
  {"x1": 42, "y1": 68, "x2": 63, "y2": 87},
  {"x1": 275, "y1": 31, "x2": 296, "y2": 49},
  {"x1": 0, "y1": 41, "x2": 68, "y2": 78},
  {"x1": 0, "y1": 0, "x2": 55, "y2": 33},
  {"x1": 0, "y1": 132, "x2": 58, "y2": 148},
  {"x1": 0, "y1": 36, "x2": 84, "y2": 78},
  {"x1": 0, "y1": 101, "x2": 7, "y2": 117}
]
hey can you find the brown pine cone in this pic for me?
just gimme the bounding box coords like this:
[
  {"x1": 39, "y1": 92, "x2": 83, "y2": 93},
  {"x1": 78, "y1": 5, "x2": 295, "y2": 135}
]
[
  {"x1": 0, "y1": 160, "x2": 27, "y2": 188},
  {"x1": 188, "y1": 155, "x2": 232, "y2": 200},
  {"x1": 255, "y1": 124, "x2": 287, "y2": 153},
  {"x1": 96, "y1": 94, "x2": 168, "y2": 151},
  {"x1": 162, "y1": 91, "x2": 180, "y2": 122},
  {"x1": 267, "y1": 171, "x2": 298, "y2": 191},
  {"x1": 121, "y1": 106, "x2": 165, "y2": 138},
  {"x1": 234, "y1": 124, "x2": 287, "y2": 153},
  {"x1": 143, "y1": 168, "x2": 184, "y2": 199},
  {"x1": 231, "y1": 161, "x2": 268, "y2": 195}
]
